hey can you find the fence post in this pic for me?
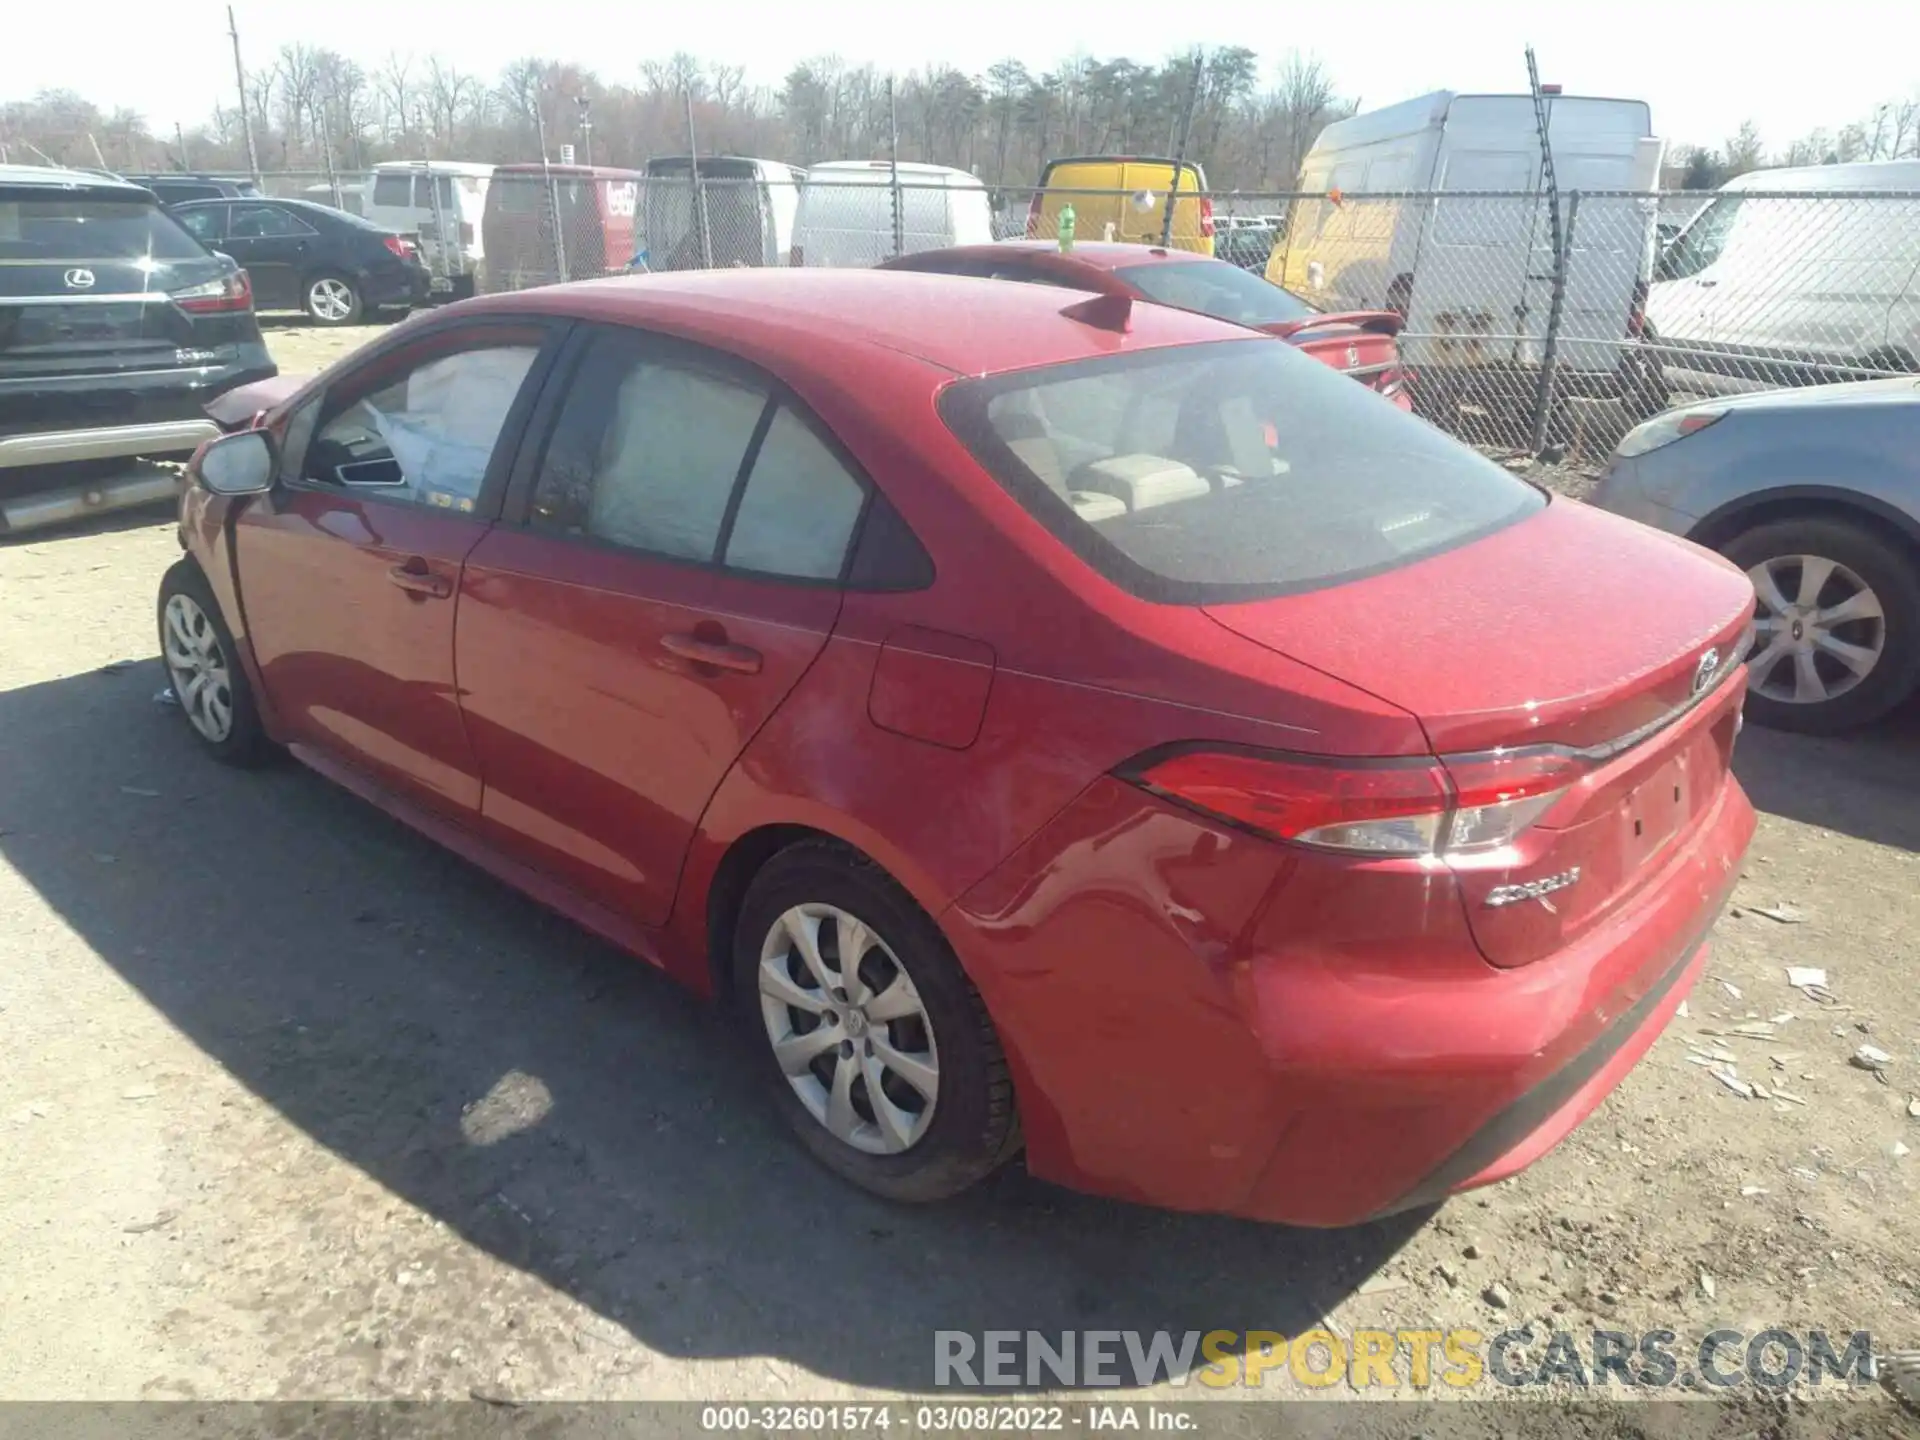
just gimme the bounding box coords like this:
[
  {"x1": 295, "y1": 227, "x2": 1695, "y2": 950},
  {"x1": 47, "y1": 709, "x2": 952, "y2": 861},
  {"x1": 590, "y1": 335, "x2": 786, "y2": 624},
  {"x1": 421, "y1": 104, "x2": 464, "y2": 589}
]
[
  {"x1": 888, "y1": 77, "x2": 904, "y2": 259},
  {"x1": 1528, "y1": 190, "x2": 1581, "y2": 454},
  {"x1": 684, "y1": 88, "x2": 713, "y2": 270}
]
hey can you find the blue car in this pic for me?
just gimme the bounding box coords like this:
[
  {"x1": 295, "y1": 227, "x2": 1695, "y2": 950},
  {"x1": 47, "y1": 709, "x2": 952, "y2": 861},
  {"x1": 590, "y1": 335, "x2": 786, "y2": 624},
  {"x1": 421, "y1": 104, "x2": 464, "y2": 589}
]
[{"x1": 1592, "y1": 379, "x2": 1920, "y2": 734}]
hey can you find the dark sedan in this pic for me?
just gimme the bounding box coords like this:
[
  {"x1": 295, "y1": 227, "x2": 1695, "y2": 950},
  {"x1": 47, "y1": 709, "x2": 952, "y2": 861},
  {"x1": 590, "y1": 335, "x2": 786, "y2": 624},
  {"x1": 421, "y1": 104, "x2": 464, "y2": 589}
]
[
  {"x1": 172, "y1": 197, "x2": 430, "y2": 326},
  {"x1": 1593, "y1": 380, "x2": 1920, "y2": 733}
]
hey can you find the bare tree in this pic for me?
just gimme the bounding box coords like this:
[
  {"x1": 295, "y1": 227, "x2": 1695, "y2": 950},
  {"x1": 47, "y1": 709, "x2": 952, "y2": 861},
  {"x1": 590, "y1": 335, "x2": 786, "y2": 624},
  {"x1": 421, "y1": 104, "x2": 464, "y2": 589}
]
[{"x1": 1722, "y1": 119, "x2": 1765, "y2": 178}]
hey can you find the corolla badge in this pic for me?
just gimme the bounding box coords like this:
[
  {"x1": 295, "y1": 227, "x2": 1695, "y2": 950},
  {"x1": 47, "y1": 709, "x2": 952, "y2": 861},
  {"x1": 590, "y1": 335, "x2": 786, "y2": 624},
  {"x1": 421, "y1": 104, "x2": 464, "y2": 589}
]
[
  {"x1": 64, "y1": 268, "x2": 96, "y2": 289},
  {"x1": 1485, "y1": 867, "x2": 1581, "y2": 909},
  {"x1": 1346, "y1": 344, "x2": 1361, "y2": 368},
  {"x1": 1692, "y1": 647, "x2": 1722, "y2": 695}
]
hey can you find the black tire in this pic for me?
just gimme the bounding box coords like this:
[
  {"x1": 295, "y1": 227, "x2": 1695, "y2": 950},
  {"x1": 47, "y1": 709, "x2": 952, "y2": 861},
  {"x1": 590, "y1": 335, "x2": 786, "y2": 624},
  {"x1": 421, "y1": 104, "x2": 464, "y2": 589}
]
[
  {"x1": 302, "y1": 271, "x2": 364, "y2": 327},
  {"x1": 156, "y1": 559, "x2": 274, "y2": 766},
  {"x1": 1721, "y1": 516, "x2": 1920, "y2": 734},
  {"x1": 731, "y1": 839, "x2": 1019, "y2": 1202}
]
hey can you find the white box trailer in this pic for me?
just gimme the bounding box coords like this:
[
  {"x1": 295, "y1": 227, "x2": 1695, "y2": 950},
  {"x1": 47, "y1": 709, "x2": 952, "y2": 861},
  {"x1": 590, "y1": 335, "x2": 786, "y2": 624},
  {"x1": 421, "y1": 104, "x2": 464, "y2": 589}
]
[{"x1": 1270, "y1": 91, "x2": 1665, "y2": 418}]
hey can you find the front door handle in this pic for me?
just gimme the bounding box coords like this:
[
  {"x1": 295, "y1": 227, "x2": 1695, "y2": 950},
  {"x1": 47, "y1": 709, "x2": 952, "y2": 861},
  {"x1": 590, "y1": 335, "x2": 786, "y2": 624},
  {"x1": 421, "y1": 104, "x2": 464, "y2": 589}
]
[
  {"x1": 661, "y1": 632, "x2": 762, "y2": 674},
  {"x1": 388, "y1": 560, "x2": 452, "y2": 599}
]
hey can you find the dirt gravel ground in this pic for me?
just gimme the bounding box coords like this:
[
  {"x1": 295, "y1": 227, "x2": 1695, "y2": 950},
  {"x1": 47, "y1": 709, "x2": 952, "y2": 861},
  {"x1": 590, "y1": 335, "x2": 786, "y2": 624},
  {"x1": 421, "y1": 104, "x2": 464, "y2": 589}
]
[{"x1": 2, "y1": 320, "x2": 1919, "y2": 1431}]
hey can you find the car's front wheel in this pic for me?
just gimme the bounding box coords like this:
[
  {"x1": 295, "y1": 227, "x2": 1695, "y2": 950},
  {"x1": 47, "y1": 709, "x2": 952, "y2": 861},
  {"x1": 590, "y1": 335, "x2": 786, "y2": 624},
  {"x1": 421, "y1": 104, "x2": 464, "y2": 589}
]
[
  {"x1": 157, "y1": 560, "x2": 273, "y2": 765},
  {"x1": 303, "y1": 272, "x2": 363, "y2": 326},
  {"x1": 733, "y1": 841, "x2": 1019, "y2": 1202},
  {"x1": 1724, "y1": 516, "x2": 1920, "y2": 733}
]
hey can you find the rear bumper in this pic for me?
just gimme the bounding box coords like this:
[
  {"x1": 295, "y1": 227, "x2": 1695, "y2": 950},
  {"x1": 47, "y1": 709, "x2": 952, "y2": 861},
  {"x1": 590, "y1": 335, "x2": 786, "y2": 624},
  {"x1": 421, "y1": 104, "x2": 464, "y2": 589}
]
[
  {"x1": 0, "y1": 464, "x2": 185, "y2": 534},
  {"x1": 0, "y1": 417, "x2": 220, "y2": 470},
  {"x1": 0, "y1": 351, "x2": 276, "y2": 443},
  {"x1": 948, "y1": 768, "x2": 1755, "y2": 1228}
]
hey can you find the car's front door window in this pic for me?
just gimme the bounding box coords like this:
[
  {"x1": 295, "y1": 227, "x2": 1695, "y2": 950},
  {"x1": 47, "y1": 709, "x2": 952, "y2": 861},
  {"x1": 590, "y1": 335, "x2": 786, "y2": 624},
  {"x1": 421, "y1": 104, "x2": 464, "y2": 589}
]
[
  {"x1": 177, "y1": 206, "x2": 226, "y2": 243},
  {"x1": 303, "y1": 340, "x2": 541, "y2": 513}
]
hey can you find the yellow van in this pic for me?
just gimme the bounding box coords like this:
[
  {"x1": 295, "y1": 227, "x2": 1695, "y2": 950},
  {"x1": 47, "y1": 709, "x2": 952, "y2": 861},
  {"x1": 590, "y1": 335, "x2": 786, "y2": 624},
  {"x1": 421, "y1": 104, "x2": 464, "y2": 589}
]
[{"x1": 1027, "y1": 157, "x2": 1215, "y2": 256}]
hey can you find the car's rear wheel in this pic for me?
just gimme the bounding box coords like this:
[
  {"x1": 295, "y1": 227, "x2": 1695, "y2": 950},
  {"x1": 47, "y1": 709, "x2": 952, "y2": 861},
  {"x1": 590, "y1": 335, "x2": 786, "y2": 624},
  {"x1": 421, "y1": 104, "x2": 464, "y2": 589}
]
[
  {"x1": 732, "y1": 840, "x2": 1019, "y2": 1202},
  {"x1": 304, "y1": 272, "x2": 363, "y2": 326},
  {"x1": 1723, "y1": 516, "x2": 1920, "y2": 734},
  {"x1": 157, "y1": 560, "x2": 272, "y2": 765}
]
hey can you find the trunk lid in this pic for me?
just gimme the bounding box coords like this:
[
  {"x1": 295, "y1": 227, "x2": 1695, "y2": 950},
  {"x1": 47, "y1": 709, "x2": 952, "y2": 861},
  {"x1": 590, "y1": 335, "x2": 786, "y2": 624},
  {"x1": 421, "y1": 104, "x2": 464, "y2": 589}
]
[{"x1": 1206, "y1": 499, "x2": 1754, "y2": 965}]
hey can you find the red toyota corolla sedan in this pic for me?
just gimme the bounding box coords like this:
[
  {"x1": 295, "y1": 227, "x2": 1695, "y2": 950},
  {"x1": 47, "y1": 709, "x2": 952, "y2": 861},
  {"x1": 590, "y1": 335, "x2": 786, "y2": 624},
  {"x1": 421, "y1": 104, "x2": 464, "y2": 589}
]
[
  {"x1": 880, "y1": 240, "x2": 1414, "y2": 409},
  {"x1": 163, "y1": 269, "x2": 1755, "y2": 1226}
]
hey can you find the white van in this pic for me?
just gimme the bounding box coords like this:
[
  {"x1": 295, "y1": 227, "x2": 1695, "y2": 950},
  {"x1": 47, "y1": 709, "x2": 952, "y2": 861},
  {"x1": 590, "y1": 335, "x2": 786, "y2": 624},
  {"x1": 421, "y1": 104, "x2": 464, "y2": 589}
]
[
  {"x1": 1646, "y1": 159, "x2": 1920, "y2": 395},
  {"x1": 642, "y1": 156, "x2": 803, "y2": 269},
  {"x1": 302, "y1": 179, "x2": 367, "y2": 217},
  {"x1": 1270, "y1": 91, "x2": 1665, "y2": 415},
  {"x1": 791, "y1": 161, "x2": 993, "y2": 268},
  {"x1": 363, "y1": 161, "x2": 495, "y2": 297}
]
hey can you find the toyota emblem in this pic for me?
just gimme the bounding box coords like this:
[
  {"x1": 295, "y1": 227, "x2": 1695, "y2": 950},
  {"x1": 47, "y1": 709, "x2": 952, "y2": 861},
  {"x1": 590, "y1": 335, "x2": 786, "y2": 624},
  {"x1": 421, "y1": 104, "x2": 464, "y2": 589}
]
[
  {"x1": 64, "y1": 268, "x2": 96, "y2": 289},
  {"x1": 1691, "y1": 647, "x2": 1721, "y2": 695},
  {"x1": 1346, "y1": 344, "x2": 1360, "y2": 368}
]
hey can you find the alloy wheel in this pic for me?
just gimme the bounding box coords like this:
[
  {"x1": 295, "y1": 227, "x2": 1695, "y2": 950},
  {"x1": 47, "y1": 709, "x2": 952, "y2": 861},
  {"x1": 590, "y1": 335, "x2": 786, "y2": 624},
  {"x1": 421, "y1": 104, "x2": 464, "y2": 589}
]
[
  {"x1": 757, "y1": 903, "x2": 940, "y2": 1156},
  {"x1": 162, "y1": 593, "x2": 235, "y2": 743},
  {"x1": 1745, "y1": 553, "x2": 1887, "y2": 707},
  {"x1": 308, "y1": 278, "x2": 354, "y2": 322}
]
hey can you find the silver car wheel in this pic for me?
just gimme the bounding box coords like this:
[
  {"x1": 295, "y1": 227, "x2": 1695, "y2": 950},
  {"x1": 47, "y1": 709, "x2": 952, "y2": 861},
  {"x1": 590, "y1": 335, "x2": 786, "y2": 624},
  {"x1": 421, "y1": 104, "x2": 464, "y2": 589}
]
[
  {"x1": 758, "y1": 902, "x2": 940, "y2": 1156},
  {"x1": 308, "y1": 277, "x2": 354, "y2": 322},
  {"x1": 1745, "y1": 553, "x2": 1887, "y2": 706},
  {"x1": 162, "y1": 593, "x2": 235, "y2": 743}
]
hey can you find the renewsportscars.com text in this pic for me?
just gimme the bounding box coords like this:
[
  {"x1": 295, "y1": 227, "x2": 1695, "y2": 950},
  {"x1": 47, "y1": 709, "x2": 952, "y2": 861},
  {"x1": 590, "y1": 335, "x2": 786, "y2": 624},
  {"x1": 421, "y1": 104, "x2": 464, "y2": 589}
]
[{"x1": 933, "y1": 1327, "x2": 1878, "y2": 1391}]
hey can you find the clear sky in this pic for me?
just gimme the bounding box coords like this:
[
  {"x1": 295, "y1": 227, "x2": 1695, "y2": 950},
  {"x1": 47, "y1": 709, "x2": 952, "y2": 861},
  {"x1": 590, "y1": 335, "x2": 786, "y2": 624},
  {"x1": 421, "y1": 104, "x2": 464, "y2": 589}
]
[{"x1": 3, "y1": 0, "x2": 1914, "y2": 152}]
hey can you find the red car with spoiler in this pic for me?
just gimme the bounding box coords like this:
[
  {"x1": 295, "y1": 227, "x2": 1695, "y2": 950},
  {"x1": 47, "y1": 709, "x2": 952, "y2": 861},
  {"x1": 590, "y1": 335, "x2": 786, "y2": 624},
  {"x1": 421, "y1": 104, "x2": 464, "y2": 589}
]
[{"x1": 879, "y1": 240, "x2": 1411, "y2": 409}]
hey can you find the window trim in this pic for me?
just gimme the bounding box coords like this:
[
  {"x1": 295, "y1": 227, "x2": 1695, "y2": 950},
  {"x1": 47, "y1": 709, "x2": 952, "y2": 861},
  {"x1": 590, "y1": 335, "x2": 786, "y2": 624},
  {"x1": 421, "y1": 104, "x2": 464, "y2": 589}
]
[
  {"x1": 279, "y1": 315, "x2": 571, "y2": 522},
  {"x1": 500, "y1": 320, "x2": 917, "y2": 591}
]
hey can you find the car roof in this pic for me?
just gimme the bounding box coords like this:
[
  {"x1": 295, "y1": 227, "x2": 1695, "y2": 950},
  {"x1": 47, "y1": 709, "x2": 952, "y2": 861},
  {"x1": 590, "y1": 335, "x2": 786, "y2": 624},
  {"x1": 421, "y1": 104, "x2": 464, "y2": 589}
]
[
  {"x1": 899, "y1": 241, "x2": 1215, "y2": 273},
  {"x1": 0, "y1": 163, "x2": 154, "y2": 200},
  {"x1": 464, "y1": 268, "x2": 1254, "y2": 377}
]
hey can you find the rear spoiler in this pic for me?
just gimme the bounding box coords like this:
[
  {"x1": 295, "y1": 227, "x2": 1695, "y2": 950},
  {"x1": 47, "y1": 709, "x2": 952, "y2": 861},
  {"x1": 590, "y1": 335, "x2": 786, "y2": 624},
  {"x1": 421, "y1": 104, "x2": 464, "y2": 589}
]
[{"x1": 1266, "y1": 310, "x2": 1406, "y2": 340}]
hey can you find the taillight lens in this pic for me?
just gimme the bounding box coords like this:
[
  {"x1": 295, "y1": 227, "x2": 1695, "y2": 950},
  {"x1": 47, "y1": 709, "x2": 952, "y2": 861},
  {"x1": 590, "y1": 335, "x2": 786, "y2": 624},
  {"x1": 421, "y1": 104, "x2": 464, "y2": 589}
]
[
  {"x1": 172, "y1": 268, "x2": 252, "y2": 314},
  {"x1": 1198, "y1": 196, "x2": 1215, "y2": 238},
  {"x1": 383, "y1": 234, "x2": 415, "y2": 259},
  {"x1": 1126, "y1": 746, "x2": 1585, "y2": 856}
]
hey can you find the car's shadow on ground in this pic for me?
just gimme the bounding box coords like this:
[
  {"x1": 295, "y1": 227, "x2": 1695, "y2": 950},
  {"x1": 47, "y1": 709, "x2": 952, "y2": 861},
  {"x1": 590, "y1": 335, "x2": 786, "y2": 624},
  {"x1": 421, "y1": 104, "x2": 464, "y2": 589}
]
[
  {"x1": 1731, "y1": 696, "x2": 1920, "y2": 853},
  {"x1": 0, "y1": 661, "x2": 1431, "y2": 1392}
]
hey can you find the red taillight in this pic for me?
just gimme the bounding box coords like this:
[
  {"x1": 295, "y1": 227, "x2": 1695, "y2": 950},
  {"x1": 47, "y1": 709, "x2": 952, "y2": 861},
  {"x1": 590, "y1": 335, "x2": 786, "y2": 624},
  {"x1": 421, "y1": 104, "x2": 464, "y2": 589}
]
[
  {"x1": 1126, "y1": 746, "x2": 1587, "y2": 856},
  {"x1": 383, "y1": 234, "x2": 414, "y2": 259},
  {"x1": 1025, "y1": 192, "x2": 1043, "y2": 238},
  {"x1": 1198, "y1": 196, "x2": 1215, "y2": 239},
  {"x1": 171, "y1": 268, "x2": 252, "y2": 314}
]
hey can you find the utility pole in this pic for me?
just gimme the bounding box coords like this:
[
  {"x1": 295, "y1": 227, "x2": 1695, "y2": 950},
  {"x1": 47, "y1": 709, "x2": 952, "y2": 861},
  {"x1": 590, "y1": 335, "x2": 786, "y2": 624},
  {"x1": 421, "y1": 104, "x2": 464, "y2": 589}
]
[
  {"x1": 576, "y1": 96, "x2": 593, "y2": 169},
  {"x1": 1160, "y1": 53, "x2": 1204, "y2": 248},
  {"x1": 175, "y1": 120, "x2": 191, "y2": 170},
  {"x1": 227, "y1": 6, "x2": 262, "y2": 187}
]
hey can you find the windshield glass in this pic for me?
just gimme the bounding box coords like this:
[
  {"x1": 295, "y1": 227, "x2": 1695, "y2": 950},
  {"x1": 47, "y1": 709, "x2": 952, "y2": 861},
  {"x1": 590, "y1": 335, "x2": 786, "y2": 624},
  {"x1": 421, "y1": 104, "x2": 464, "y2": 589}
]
[
  {"x1": 940, "y1": 338, "x2": 1543, "y2": 603},
  {"x1": 1113, "y1": 261, "x2": 1318, "y2": 328},
  {"x1": 0, "y1": 196, "x2": 207, "y2": 261}
]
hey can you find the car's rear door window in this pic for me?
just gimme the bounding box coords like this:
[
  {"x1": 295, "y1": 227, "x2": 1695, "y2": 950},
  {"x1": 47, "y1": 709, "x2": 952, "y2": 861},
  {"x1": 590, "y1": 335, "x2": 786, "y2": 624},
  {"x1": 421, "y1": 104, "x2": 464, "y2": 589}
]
[
  {"x1": 525, "y1": 326, "x2": 872, "y2": 582},
  {"x1": 941, "y1": 337, "x2": 1543, "y2": 603}
]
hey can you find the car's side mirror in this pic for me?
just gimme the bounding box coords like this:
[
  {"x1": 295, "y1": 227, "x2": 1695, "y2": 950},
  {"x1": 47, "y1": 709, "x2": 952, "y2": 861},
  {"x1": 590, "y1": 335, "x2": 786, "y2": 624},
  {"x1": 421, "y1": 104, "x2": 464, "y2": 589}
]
[{"x1": 191, "y1": 430, "x2": 277, "y2": 496}]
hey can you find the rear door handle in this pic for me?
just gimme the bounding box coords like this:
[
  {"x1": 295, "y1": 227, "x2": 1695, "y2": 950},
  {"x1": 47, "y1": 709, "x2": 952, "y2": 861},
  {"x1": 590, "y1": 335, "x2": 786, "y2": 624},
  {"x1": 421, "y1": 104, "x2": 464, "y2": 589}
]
[
  {"x1": 661, "y1": 632, "x2": 762, "y2": 675},
  {"x1": 388, "y1": 560, "x2": 453, "y2": 599}
]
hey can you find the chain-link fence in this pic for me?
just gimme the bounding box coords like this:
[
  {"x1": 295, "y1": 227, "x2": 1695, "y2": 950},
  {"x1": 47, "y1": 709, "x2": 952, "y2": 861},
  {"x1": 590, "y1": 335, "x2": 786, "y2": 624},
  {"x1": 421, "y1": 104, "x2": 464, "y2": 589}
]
[{"x1": 240, "y1": 169, "x2": 1920, "y2": 457}]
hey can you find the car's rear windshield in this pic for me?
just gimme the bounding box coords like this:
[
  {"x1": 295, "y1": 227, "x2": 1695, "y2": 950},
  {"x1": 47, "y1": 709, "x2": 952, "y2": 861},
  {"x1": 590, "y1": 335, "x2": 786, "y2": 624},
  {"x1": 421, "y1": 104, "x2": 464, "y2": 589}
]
[
  {"x1": 940, "y1": 338, "x2": 1544, "y2": 604},
  {"x1": 0, "y1": 195, "x2": 206, "y2": 261},
  {"x1": 1113, "y1": 261, "x2": 1318, "y2": 328}
]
